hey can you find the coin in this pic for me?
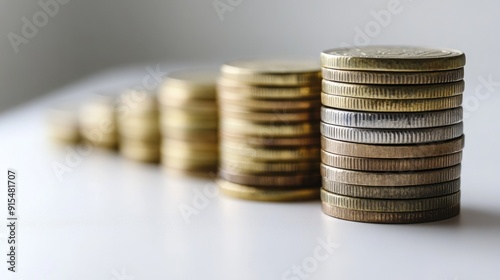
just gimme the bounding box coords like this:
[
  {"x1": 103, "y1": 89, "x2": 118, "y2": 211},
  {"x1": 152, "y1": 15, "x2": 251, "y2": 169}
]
[
  {"x1": 221, "y1": 59, "x2": 321, "y2": 86},
  {"x1": 160, "y1": 69, "x2": 218, "y2": 99},
  {"x1": 322, "y1": 178, "x2": 461, "y2": 199},
  {"x1": 321, "y1": 202, "x2": 460, "y2": 223},
  {"x1": 217, "y1": 179, "x2": 319, "y2": 201},
  {"x1": 162, "y1": 128, "x2": 218, "y2": 142},
  {"x1": 218, "y1": 169, "x2": 321, "y2": 187},
  {"x1": 321, "y1": 150, "x2": 462, "y2": 171},
  {"x1": 321, "y1": 107, "x2": 463, "y2": 128},
  {"x1": 221, "y1": 120, "x2": 319, "y2": 137},
  {"x1": 120, "y1": 139, "x2": 160, "y2": 162},
  {"x1": 118, "y1": 89, "x2": 158, "y2": 113},
  {"x1": 221, "y1": 159, "x2": 319, "y2": 173},
  {"x1": 320, "y1": 46, "x2": 466, "y2": 72},
  {"x1": 158, "y1": 98, "x2": 217, "y2": 112},
  {"x1": 321, "y1": 136, "x2": 464, "y2": 158},
  {"x1": 322, "y1": 80, "x2": 464, "y2": 99},
  {"x1": 218, "y1": 77, "x2": 321, "y2": 99},
  {"x1": 218, "y1": 92, "x2": 321, "y2": 110},
  {"x1": 321, "y1": 189, "x2": 460, "y2": 212},
  {"x1": 162, "y1": 155, "x2": 218, "y2": 170},
  {"x1": 321, "y1": 68, "x2": 464, "y2": 84},
  {"x1": 161, "y1": 115, "x2": 218, "y2": 129},
  {"x1": 220, "y1": 107, "x2": 320, "y2": 122},
  {"x1": 320, "y1": 122, "x2": 463, "y2": 144},
  {"x1": 220, "y1": 133, "x2": 319, "y2": 147},
  {"x1": 321, "y1": 93, "x2": 462, "y2": 112},
  {"x1": 46, "y1": 104, "x2": 80, "y2": 143},
  {"x1": 220, "y1": 144, "x2": 320, "y2": 161},
  {"x1": 320, "y1": 164, "x2": 461, "y2": 186}
]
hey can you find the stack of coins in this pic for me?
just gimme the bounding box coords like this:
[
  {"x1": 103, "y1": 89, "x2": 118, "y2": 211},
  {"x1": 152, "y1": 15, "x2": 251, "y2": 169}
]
[
  {"x1": 217, "y1": 60, "x2": 323, "y2": 201},
  {"x1": 79, "y1": 93, "x2": 119, "y2": 149},
  {"x1": 158, "y1": 69, "x2": 219, "y2": 175},
  {"x1": 319, "y1": 46, "x2": 465, "y2": 223},
  {"x1": 117, "y1": 89, "x2": 160, "y2": 162},
  {"x1": 46, "y1": 103, "x2": 81, "y2": 144}
]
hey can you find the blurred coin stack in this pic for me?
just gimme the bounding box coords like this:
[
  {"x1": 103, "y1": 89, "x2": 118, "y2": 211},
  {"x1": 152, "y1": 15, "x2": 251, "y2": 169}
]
[
  {"x1": 46, "y1": 103, "x2": 81, "y2": 144},
  {"x1": 117, "y1": 90, "x2": 160, "y2": 162},
  {"x1": 159, "y1": 70, "x2": 219, "y2": 175},
  {"x1": 319, "y1": 46, "x2": 466, "y2": 223},
  {"x1": 217, "y1": 60, "x2": 323, "y2": 201},
  {"x1": 79, "y1": 93, "x2": 119, "y2": 149}
]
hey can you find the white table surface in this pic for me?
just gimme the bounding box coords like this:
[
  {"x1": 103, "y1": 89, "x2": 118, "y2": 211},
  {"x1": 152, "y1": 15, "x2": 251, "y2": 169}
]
[{"x1": 1, "y1": 64, "x2": 500, "y2": 280}]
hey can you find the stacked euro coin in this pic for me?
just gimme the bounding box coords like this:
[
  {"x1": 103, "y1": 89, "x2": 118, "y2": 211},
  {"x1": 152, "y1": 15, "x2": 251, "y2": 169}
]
[
  {"x1": 46, "y1": 103, "x2": 81, "y2": 144},
  {"x1": 117, "y1": 89, "x2": 160, "y2": 162},
  {"x1": 217, "y1": 59, "x2": 323, "y2": 201},
  {"x1": 158, "y1": 69, "x2": 219, "y2": 175},
  {"x1": 79, "y1": 92, "x2": 119, "y2": 149},
  {"x1": 319, "y1": 46, "x2": 465, "y2": 223}
]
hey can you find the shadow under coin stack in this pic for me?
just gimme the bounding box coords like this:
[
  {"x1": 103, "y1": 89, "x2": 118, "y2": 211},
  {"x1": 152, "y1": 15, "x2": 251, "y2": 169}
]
[
  {"x1": 79, "y1": 93, "x2": 119, "y2": 149},
  {"x1": 217, "y1": 60, "x2": 323, "y2": 201},
  {"x1": 319, "y1": 46, "x2": 466, "y2": 223},
  {"x1": 117, "y1": 90, "x2": 161, "y2": 162},
  {"x1": 158, "y1": 70, "x2": 219, "y2": 175}
]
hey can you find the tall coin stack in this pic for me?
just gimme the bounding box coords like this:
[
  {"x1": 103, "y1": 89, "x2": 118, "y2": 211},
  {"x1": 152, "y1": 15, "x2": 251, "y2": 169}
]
[
  {"x1": 319, "y1": 46, "x2": 465, "y2": 223},
  {"x1": 118, "y1": 90, "x2": 161, "y2": 162},
  {"x1": 159, "y1": 70, "x2": 219, "y2": 175},
  {"x1": 217, "y1": 60, "x2": 323, "y2": 201}
]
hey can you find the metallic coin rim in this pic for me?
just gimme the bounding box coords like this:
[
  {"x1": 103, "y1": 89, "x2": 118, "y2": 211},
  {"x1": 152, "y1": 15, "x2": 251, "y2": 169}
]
[
  {"x1": 320, "y1": 46, "x2": 465, "y2": 72},
  {"x1": 322, "y1": 80, "x2": 464, "y2": 99},
  {"x1": 321, "y1": 189, "x2": 460, "y2": 212},
  {"x1": 320, "y1": 122, "x2": 463, "y2": 144},
  {"x1": 322, "y1": 178, "x2": 461, "y2": 199},
  {"x1": 321, "y1": 136, "x2": 464, "y2": 158},
  {"x1": 321, "y1": 68, "x2": 464, "y2": 85},
  {"x1": 217, "y1": 179, "x2": 320, "y2": 201},
  {"x1": 321, "y1": 150, "x2": 462, "y2": 171},
  {"x1": 320, "y1": 164, "x2": 461, "y2": 186},
  {"x1": 218, "y1": 169, "x2": 321, "y2": 187},
  {"x1": 321, "y1": 93, "x2": 463, "y2": 112},
  {"x1": 321, "y1": 107, "x2": 463, "y2": 128},
  {"x1": 321, "y1": 202, "x2": 460, "y2": 223}
]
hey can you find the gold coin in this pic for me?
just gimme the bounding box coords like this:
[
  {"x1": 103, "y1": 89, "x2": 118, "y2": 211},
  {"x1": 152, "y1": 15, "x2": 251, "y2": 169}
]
[
  {"x1": 162, "y1": 128, "x2": 218, "y2": 142},
  {"x1": 162, "y1": 155, "x2": 218, "y2": 171},
  {"x1": 322, "y1": 80, "x2": 464, "y2": 99},
  {"x1": 162, "y1": 144, "x2": 218, "y2": 160},
  {"x1": 120, "y1": 139, "x2": 160, "y2": 162},
  {"x1": 220, "y1": 133, "x2": 319, "y2": 147},
  {"x1": 321, "y1": 150, "x2": 462, "y2": 171},
  {"x1": 220, "y1": 107, "x2": 320, "y2": 122},
  {"x1": 160, "y1": 115, "x2": 218, "y2": 129},
  {"x1": 321, "y1": 189, "x2": 460, "y2": 212},
  {"x1": 221, "y1": 159, "x2": 319, "y2": 173},
  {"x1": 220, "y1": 143, "x2": 320, "y2": 161},
  {"x1": 119, "y1": 122, "x2": 160, "y2": 142},
  {"x1": 221, "y1": 59, "x2": 321, "y2": 86},
  {"x1": 161, "y1": 108, "x2": 218, "y2": 121},
  {"x1": 217, "y1": 77, "x2": 321, "y2": 99},
  {"x1": 46, "y1": 124, "x2": 80, "y2": 144},
  {"x1": 321, "y1": 68, "x2": 464, "y2": 84},
  {"x1": 218, "y1": 91, "x2": 321, "y2": 110},
  {"x1": 158, "y1": 97, "x2": 217, "y2": 112},
  {"x1": 217, "y1": 179, "x2": 320, "y2": 201},
  {"x1": 160, "y1": 69, "x2": 218, "y2": 100},
  {"x1": 321, "y1": 136, "x2": 464, "y2": 158},
  {"x1": 321, "y1": 164, "x2": 461, "y2": 186},
  {"x1": 321, "y1": 46, "x2": 466, "y2": 72},
  {"x1": 323, "y1": 178, "x2": 461, "y2": 199},
  {"x1": 218, "y1": 169, "x2": 321, "y2": 187},
  {"x1": 321, "y1": 202, "x2": 460, "y2": 224},
  {"x1": 118, "y1": 89, "x2": 158, "y2": 113},
  {"x1": 321, "y1": 93, "x2": 462, "y2": 112},
  {"x1": 221, "y1": 119, "x2": 319, "y2": 137}
]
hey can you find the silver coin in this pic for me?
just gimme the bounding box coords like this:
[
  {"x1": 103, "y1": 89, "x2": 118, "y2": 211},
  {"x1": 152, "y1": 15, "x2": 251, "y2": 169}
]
[
  {"x1": 320, "y1": 122, "x2": 463, "y2": 144},
  {"x1": 321, "y1": 107, "x2": 463, "y2": 128}
]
